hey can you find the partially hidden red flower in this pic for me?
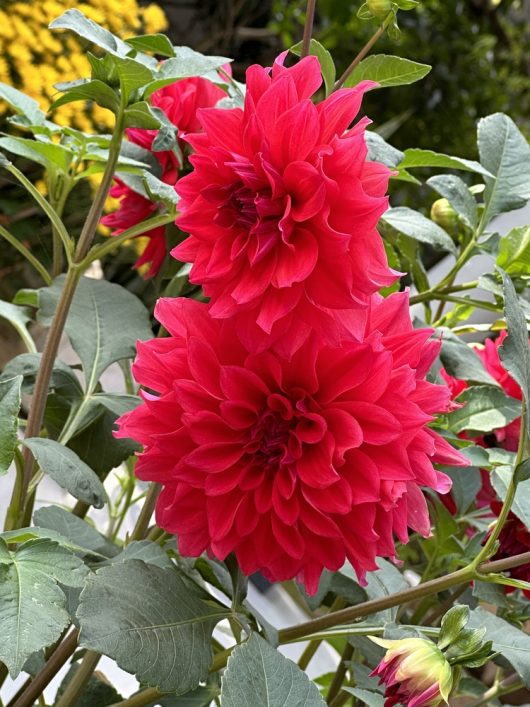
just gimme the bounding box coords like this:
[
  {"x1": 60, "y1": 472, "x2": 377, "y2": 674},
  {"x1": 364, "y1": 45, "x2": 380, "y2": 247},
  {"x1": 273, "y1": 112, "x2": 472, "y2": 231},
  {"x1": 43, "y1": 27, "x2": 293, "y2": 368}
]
[
  {"x1": 172, "y1": 53, "x2": 398, "y2": 356},
  {"x1": 116, "y1": 290, "x2": 467, "y2": 593},
  {"x1": 369, "y1": 636, "x2": 453, "y2": 707},
  {"x1": 490, "y1": 501, "x2": 530, "y2": 597},
  {"x1": 101, "y1": 77, "x2": 226, "y2": 277}
]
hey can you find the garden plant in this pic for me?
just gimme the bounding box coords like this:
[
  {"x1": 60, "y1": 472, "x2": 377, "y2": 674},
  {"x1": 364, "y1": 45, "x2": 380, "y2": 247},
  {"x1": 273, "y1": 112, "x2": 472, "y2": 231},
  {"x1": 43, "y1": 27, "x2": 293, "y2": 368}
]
[{"x1": 1, "y1": 1, "x2": 530, "y2": 705}]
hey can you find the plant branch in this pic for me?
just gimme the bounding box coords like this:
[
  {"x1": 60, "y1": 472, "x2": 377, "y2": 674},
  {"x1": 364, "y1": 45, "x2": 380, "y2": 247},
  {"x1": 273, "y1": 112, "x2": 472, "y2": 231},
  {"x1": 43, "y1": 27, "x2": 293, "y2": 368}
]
[
  {"x1": 301, "y1": 0, "x2": 317, "y2": 58},
  {"x1": 467, "y1": 672, "x2": 523, "y2": 707},
  {"x1": 277, "y1": 550, "x2": 530, "y2": 644},
  {"x1": 334, "y1": 13, "x2": 393, "y2": 90},
  {"x1": 326, "y1": 642, "x2": 353, "y2": 704},
  {"x1": 0, "y1": 224, "x2": 52, "y2": 285},
  {"x1": 54, "y1": 651, "x2": 101, "y2": 707},
  {"x1": 128, "y1": 482, "x2": 162, "y2": 542}
]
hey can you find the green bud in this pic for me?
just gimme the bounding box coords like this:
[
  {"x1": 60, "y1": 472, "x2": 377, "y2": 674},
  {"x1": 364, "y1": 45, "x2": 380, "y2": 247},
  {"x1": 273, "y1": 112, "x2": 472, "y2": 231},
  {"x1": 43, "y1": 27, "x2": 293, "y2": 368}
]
[
  {"x1": 430, "y1": 198, "x2": 459, "y2": 235},
  {"x1": 367, "y1": 0, "x2": 393, "y2": 19}
]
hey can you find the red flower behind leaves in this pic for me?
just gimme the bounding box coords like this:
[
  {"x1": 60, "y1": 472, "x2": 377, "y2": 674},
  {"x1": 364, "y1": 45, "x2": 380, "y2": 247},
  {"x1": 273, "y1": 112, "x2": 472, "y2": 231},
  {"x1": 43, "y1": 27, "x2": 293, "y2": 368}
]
[
  {"x1": 101, "y1": 77, "x2": 226, "y2": 277},
  {"x1": 172, "y1": 53, "x2": 397, "y2": 356},
  {"x1": 116, "y1": 291, "x2": 467, "y2": 593}
]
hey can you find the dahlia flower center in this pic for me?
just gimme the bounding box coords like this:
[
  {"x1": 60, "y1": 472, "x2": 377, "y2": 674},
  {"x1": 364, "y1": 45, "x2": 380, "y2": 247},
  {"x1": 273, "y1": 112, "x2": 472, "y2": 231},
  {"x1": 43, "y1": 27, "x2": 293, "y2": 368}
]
[{"x1": 245, "y1": 393, "x2": 326, "y2": 469}]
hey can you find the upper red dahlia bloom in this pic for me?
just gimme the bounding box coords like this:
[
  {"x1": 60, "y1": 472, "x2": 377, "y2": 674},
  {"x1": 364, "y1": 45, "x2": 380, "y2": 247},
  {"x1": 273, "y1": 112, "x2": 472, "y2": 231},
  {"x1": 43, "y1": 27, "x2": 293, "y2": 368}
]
[
  {"x1": 172, "y1": 53, "x2": 397, "y2": 355},
  {"x1": 116, "y1": 291, "x2": 467, "y2": 593},
  {"x1": 101, "y1": 77, "x2": 226, "y2": 277}
]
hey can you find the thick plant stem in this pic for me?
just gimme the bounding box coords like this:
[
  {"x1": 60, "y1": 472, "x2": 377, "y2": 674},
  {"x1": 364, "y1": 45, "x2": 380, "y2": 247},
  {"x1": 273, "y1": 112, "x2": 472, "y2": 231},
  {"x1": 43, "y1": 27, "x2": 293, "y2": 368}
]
[
  {"x1": 301, "y1": 0, "x2": 317, "y2": 58},
  {"x1": 111, "y1": 687, "x2": 164, "y2": 707},
  {"x1": 8, "y1": 630, "x2": 79, "y2": 707},
  {"x1": 277, "y1": 551, "x2": 530, "y2": 644},
  {"x1": 468, "y1": 673, "x2": 523, "y2": 707},
  {"x1": 54, "y1": 651, "x2": 101, "y2": 707},
  {"x1": 298, "y1": 596, "x2": 347, "y2": 670},
  {"x1": 15, "y1": 108, "x2": 125, "y2": 526},
  {"x1": 334, "y1": 13, "x2": 393, "y2": 91},
  {"x1": 128, "y1": 482, "x2": 162, "y2": 542},
  {"x1": 326, "y1": 642, "x2": 353, "y2": 704}
]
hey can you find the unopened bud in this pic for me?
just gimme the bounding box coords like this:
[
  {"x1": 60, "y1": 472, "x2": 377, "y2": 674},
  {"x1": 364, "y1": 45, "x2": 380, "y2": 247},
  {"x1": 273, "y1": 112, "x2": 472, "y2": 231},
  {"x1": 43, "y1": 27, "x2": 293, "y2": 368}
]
[
  {"x1": 367, "y1": 0, "x2": 393, "y2": 18},
  {"x1": 431, "y1": 198, "x2": 459, "y2": 235}
]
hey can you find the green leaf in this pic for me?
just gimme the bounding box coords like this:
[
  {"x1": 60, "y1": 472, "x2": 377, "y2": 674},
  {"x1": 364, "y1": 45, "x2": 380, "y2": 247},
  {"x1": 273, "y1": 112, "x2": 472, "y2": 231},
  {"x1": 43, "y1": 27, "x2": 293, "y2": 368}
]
[
  {"x1": 447, "y1": 384, "x2": 521, "y2": 434},
  {"x1": 144, "y1": 48, "x2": 230, "y2": 97},
  {"x1": 393, "y1": 0, "x2": 419, "y2": 8},
  {"x1": 0, "y1": 136, "x2": 73, "y2": 173},
  {"x1": 221, "y1": 633, "x2": 325, "y2": 707},
  {"x1": 0, "y1": 300, "x2": 36, "y2": 354},
  {"x1": 23, "y1": 438, "x2": 106, "y2": 508},
  {"x1": 442, "y1": 466, "x2": 481, "y2": 514},
  {"x1": 399, "y1": 148, "x2": 493, "y2": 177},
  {"x1": 112, "y1": 57, "x2": 154, "y2": 105},
  {"x1": 150, "y1": 687, "x2": 219, "y2": 706},
  {"x1": 34, "y1": 506, "x2": 119, "y2": 558},
  {"x1": 1, "y1": 353, "x2": 82, "y2": 401},
  {"x1": 124, "y1": 101, "x2": 162, "y2": 129},
  {"x1": 0, "y1": 526, "x2": 106, "y2": 559},
  {"x1": 0, "y1": 83, "x2": 46, "y2": 124},
  {"x1": 357, "y1": 3, "x2": 373, "y2": 19},
  {"x1": 51, "y1": 79, "x2": 120, "y2": 114},
  {"x1": 438, "y1": 605, "x2": 469, "y2": 650},
  {"x1": 427, "y1": 175, "x2": 478, "y2": 229},
  {"x1": 468, "y1": 607, "x2": 530, "y2": 687},
  {"x1": 497, "y1": 226, "x2": 530, "y2": 277},
  {"x1": 491, "y1": 466, "x2": 530, "y2": 531},
  {"x1": 290, "y1": 39, "x2": 336, "y2": 96},
  {"x1": 0, "y1": 375, "x2": 22, "y2": 475},
  {"x1": 38, "y1": 276, "x2": 152, "y2": 393},
  {"x1": 0, "y1": 537, "x2": 88, "y2": 677},
  {"x1": 77, "y1": 561, "x2": 227, "y2": 693},
  {"x1": 143, "y1": 171, "x2": 179, "y2": 207},
  {"x1": 499, "y1": 271, "x2": 530, "y2": 437},
  {"x1": 125, "y1": 33, "x2": 175, "y2": 57},
  {"x1": 364, "y1": 558, "x2": 408, "y2": 624},
  {"x1": 365, "y1": 131, "x2": 404, "y2": 168},
  {"x1": 478, "y1": 113, "x2": 530, "y2": 227},
  {"x1": 343, "y1": 688, "x2": 384, "y2": 707},
  {"x1": 103, "y1": 541, "x2": 174, "y2": 569},
  {"x1": 345, "y1": 54, "x2": 430, "y2": 88},
  {"x1": 381, "y1": 207, "x2": 457, "y2": 255},
  {"x1": 438, "y1": 330, "x2": 498, "y2": 386},
  {"x1": 50, "y1": 9, "x2": 156, "y2": 69}
]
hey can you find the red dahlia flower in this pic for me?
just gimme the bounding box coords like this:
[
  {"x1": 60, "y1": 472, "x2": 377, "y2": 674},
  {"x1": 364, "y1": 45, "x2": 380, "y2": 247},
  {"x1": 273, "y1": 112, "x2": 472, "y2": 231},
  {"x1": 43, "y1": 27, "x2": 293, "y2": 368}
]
[
  {"x1": 172, "y1": 53, "x2": 397, "y2": 356},
  {"x1": 489, "y1": 502, "x2": 530, "y2": 597},
  {"x1": 116, "y1": 291, "x2": 467, "y2": 593},
  {"x1": 101, "y1": 77, "x2": 226, "y2": 277}
]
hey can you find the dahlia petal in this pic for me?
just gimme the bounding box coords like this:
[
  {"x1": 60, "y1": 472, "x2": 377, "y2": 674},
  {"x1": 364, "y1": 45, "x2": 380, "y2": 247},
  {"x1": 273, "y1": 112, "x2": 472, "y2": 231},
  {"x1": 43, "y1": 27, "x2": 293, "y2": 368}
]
[
  {"x1": 317, "y1": 81, "x2": 376, "y2": 142},
  {"x1": 272, "y1": 54, "x2": 322, "y2": 99},
  {"x1": 272, "y1": 229, "x2": 318, "y2": 287},
  {"x1": 346, "y1": 402, "x2": 401, "y2": 445},
  {"x1": 219, "y1": 365, "x2": 269, "y2": 405},
  {"x1": 198, "y1": 107, "x2": 244, "y2": 153},
  {"x1": 296, "y1": 444, "x2": 340, "y2": 489},
  {"x1": 283, "y1": 162, "x2": 326, "y2": 221},
  {"x1": 185, "y1": 443, "x2": 244, "y2": 471},
  {"x1": 271, "y1": 516, "x2": 305, "y2": 559}
]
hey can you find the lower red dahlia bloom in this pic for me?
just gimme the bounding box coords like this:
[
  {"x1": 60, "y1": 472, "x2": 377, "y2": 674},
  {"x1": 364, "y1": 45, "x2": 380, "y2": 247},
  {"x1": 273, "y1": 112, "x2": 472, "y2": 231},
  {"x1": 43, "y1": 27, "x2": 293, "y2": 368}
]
[
  {"x1": 101, "y1": 77, "x2": 226, "y2": 277},
  {"x1": 116, "y1": 291, "x2": 467, "y2": 593},
  {"x1": 173, "y1": 53, "x2": 397, "y2": 355}
]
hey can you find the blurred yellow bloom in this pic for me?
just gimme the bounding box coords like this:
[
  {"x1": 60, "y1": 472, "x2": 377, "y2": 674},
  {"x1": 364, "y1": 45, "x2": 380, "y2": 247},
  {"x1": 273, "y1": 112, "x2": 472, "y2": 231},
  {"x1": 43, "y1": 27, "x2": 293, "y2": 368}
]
[{"x1": 0, "y1": 0, "x2": 168, "y2": 133}]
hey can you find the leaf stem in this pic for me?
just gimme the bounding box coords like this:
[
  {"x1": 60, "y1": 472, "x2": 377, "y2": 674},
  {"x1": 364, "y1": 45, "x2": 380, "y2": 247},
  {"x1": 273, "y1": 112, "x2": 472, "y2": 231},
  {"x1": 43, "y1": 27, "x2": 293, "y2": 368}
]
[
  {"x1": 409, "y1": 280, "x2": 479, "y2": 305},
  {"x1": 0, "y1": 224, "x2": 52, "y2": 285},
  {"x1": 54, "y1": 651, "x2": 101, "y2": 707},
  {"x1": 333, "y1": 13, "x2": 393, "y2": 91},
  {"x1": 297, "y1": 596, "x2": 347, "y2": 670},
  {"x1": 467, "y1": 673, "x2": 523, "y2": 707},
  {"x1": 128, "y1": 482, "x2": 162, "y2": 542},
  {"x1": 326, "y1": 641, "x2": 353, "y2": 704},
  {"x1": 300, "y1": 0, "x2": 317, "y2": 58}
]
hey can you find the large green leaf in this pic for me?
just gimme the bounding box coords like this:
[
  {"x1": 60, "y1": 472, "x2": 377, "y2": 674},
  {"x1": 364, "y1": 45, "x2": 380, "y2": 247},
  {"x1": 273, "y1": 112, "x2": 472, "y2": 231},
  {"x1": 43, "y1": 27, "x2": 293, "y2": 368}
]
[
  {"x1": 144, "y1": 48, "x2": 230, "y2": 97},
  {"x1": 290, "y1": 39, "x2": 336, "y2": 95},
  {"x1": 381, "y1": 207, "x2": 457, "y2": 255},
  {"x1": 0, "y1": 300, "x2": 36, "y2": 353},
  {"x1": 1, "y1": 352, "x2": 82, "y2": 402},
  {"x1": 365, "y1": 131, "x2": 404, "y2": 168},
  {"x1": 427, "y1": 175, "x2": 478, "y2": 230},
  {"x1": 0, "y1": 136, "x2": 73, "y2": 173},
  {"x1": 438, "y1": 330, "x2": 498, "y2": 386},
  {"x1": 491, "y1": 466, "x2": 530, "y2": 531},
  {"x1": 478, "y1": 113, "x2": 530, "y2": 228},
  {"x1": 363, "y1": 558, "x2": 408, "y2": 624},
  {"x1": 23, "y1": 438, "x2": 106, "y2": 508},
  {"x1": 499, "y1": 272, "x2": 530, "y2": 437},
  {"x1": 77, "y1": 561, "x2": 227, "y2": 692},
  {"x1": 447, "y1": 385, "x2": 521, "y2": 434},
  {"x1": 399, "y1": 149, "x2": 492, "y2": 177},
  {"x1": 221, "y1": 633, "x2": 325, "y2": 707},
  {"x1": 51, "y1": 79, "x2": 120, "y2": 114},
  {"x1": 468, "y1": 608, "x2": 530, "y2": 687},
  {"x1": 345, "y1": 54, "x2": 430, "y2": 88},
  {"x1": 125, "y1": 33, "x2": 175, "y2": 58},
  {"x1": 0, "y1": 83, "x2": 47, "y2": 124},
  {"x1": 34, "y1": 506, "x2": 119, "y2": 558},
  {"x1": 0, "y1": 538, "x2": 87, "y2": 677},
  {"x1": 497, "y1": 226, "x2": 530, "y2": 277},
  {"x1": 0, "y1": 375, "x2": 22, "y2": 475},
  {"x1": 38, "y1": 276, "x2": 152, "y2": 393}
]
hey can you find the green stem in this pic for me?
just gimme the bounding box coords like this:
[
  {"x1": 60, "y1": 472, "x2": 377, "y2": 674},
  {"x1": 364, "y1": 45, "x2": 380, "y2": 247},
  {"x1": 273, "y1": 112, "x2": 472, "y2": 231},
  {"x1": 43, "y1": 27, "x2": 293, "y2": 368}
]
[
  {"x1": 409, "y1": 280, "x2": 479, "y2": 306},
  {"x1": 467, "y1": 673, "x2": 523, "y2": 707},
  {"x1": 128, "y1": 482, "x2": 162, "y2": 542},
  {"x1": 3, "y1": 448, "x2": 24, "y2": 532},
  {"x1": 334, "y1": 12, "x2": 394, "y2": 90},
  {"x1": 297, "y1": 596, "x2": 347, "y2": 670},
  {"x1": 5, "y1": 162, "x2": 72, "y2": 260},
  {"x1": 300, "y1": 0, "x2": 317, "y2": 58},
  {"x1": 49, "y1": 173, "x2": 73, "y2": 277},
  {"x1": 0, "y1": 224, "x2": 52, "y2": 286},
  {"x1": 472, "y1": 400, "x2": 527, "y2": 571},
  {"x1": 433, "y1": 294, "x2": 501, "y2": 315},
  {"x1": 110, "y1": 687, "x2": 165, "y2": 707},
  {"x1": 83, "y1": 212, "x2": 175, "y2": 266},
  {"x1": 277, "y1": 549, "x2": 530, "y2": 644},
  {"x1": 54, "y1": 651, "x2": 101, "y2": 707},
  {"x1": 326, "y1": 642, "x2": 353, "y2": 705}
]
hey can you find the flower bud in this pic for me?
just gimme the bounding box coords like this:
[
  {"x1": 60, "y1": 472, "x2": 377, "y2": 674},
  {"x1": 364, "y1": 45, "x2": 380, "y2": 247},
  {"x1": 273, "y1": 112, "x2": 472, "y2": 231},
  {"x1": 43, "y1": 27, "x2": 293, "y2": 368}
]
[
  {"x1": 430, "y1": 198, "x2": 459, "y2": 236},
  {"x1": 369, "y1": 636, "x2": 453, "y2": 707},
  {"x1": 367, "y1": 0, "x2": 393, "y2": 18}
]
